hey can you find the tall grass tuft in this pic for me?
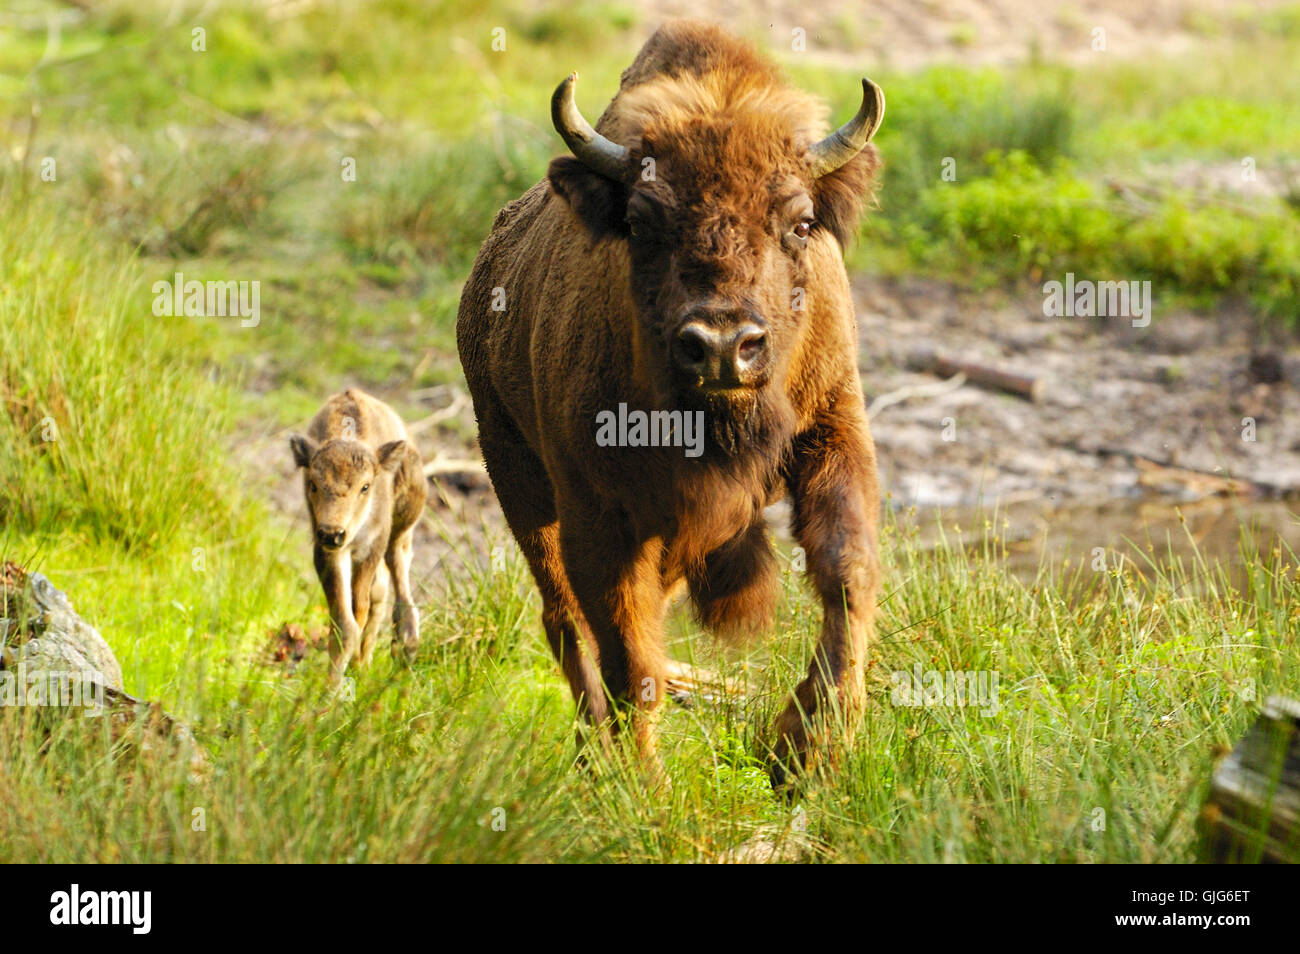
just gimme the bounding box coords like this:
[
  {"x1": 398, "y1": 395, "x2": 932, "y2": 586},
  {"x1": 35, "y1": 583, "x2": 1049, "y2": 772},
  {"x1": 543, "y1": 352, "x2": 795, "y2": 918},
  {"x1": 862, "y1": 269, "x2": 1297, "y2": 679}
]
[{"x1": 0, "y1": 185, "x2": 241, "y2": 552}]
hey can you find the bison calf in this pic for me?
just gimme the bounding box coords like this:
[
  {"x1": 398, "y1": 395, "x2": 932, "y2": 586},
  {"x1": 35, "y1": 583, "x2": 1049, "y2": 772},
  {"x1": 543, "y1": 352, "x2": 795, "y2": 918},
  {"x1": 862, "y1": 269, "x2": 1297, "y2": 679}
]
[
  {"x1": 289, "y1": 389, "x2": 426, "y2": 679},
  {"x1": 458, "y1": 21, "x2": 886, "y2": 791}
]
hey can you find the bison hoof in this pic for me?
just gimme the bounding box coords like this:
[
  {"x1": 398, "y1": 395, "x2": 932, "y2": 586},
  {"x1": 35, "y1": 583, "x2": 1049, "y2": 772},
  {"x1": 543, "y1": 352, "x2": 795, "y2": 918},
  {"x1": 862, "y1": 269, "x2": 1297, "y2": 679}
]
[{"x1": 768, "y1": 745, "x2": 806, "y2": 800}]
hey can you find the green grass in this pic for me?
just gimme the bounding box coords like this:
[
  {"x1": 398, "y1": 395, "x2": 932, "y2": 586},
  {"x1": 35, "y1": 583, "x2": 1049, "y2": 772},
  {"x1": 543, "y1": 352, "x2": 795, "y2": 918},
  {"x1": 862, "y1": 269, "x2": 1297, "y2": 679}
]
[
  {"x1": 0, "y1": 190, "x2": 243, "y2": 552},
  {"x1": 846, "y1": 37, "x2": 1300, "y2": 319},
  {"x1": 2, "y1": 0, "x2": 1299, "y2": 862},
  {"x1": 4, "y1": 504, "x2": 1297, "y2": 862}
]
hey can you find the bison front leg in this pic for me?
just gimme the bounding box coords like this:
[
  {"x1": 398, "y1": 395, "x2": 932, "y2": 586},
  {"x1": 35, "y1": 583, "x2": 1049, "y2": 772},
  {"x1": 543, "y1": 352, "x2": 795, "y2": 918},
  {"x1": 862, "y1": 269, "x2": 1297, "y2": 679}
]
[
  {"x1": 559, "y1": 506, "x2": 669, "y2": 788},
  {"x1": 771, "y1": 401, "x2": 882, "y2": 792}
]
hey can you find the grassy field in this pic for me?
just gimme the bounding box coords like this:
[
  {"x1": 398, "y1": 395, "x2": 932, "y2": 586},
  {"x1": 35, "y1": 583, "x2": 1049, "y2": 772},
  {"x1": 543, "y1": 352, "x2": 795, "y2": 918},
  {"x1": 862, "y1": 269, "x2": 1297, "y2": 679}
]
[{"x1": 2, "y1": 0, "x2": 1299, "y2": 862}]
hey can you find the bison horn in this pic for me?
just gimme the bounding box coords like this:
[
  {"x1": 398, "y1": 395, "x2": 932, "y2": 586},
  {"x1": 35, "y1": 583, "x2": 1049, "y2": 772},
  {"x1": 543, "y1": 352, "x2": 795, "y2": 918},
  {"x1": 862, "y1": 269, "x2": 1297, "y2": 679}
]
[
  {"x1": 552, "y1": 72, "x2": 629, "y2": 181},
  {"x1": 807, "y1": 78, "x2": 886, "y2": 178}
]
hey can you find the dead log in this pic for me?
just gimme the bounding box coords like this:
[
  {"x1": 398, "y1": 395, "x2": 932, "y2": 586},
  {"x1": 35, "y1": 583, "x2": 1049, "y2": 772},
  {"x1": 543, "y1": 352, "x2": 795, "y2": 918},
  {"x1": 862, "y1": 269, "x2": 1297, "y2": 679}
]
[
  {"x1": 662, "y1": 658, "x2": 756, "y2": 707},
  {"x1": 423, "y1": 457, "x2": 487, "y2": 477},
  {"x1": 1057, "y1": 441, "x2": 1294, "y2": 499},
  {"x1": 1199, "y1": 695, "x2": 1300, "y2": 863},
  {"x1": 1135, "y1": 457, "x2": 1255, "y2": 499},
  {"x1": 906, "y1": 347, "x2": 1044, "y2": 402},
  {"x1": 406, "y1": 387, "x2": 469, "y2": 436}
]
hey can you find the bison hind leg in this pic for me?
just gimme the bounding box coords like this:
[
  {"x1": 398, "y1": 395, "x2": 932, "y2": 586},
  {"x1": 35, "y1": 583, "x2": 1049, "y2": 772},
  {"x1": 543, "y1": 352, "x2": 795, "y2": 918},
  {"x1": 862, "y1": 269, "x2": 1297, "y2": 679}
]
[{"x1": 688, "y1": 522, "x2": 779, "y2": 639}]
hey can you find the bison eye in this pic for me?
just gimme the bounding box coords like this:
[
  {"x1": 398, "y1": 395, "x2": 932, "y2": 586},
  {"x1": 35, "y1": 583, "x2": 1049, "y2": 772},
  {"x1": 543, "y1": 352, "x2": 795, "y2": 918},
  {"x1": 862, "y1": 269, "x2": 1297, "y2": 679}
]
[
  {"x1": 793, "y1": 219, "x2": 814, "y2": 240},
  {"x1": 308, "y1": 481, "x2": 317, "y2": 493},
  {"x1": 626, "y1": 214, "x2": 651, "y2": 241}
]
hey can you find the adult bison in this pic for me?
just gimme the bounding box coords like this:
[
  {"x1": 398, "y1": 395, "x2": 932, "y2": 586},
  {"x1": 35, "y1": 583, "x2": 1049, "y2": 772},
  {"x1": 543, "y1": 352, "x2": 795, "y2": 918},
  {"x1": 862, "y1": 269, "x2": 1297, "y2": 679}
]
[{"x1": 457, "y1": 20, "x2": 884, "y2": 791}]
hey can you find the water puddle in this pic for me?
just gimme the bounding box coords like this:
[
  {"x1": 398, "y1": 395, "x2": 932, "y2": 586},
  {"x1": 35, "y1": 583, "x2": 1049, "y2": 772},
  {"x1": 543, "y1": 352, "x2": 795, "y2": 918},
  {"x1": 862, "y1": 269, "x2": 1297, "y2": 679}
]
[{"x1": 899, "y1": 496, "x2": 1300, "y2": 589}]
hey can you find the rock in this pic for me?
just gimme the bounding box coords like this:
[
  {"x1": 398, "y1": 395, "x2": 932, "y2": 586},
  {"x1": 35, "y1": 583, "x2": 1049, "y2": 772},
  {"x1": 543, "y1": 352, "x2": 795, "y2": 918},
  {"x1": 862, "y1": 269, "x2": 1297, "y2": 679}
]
[
  {"x1": 2, "y1": 563, "x2": 207, "y2": 780},
  {"x1": 1247, "y1": 350, "x2": 1285, "y2": 385},
  {"x1": 1, "y1": 564, "x2": 123, "y2": 692},
  {"x1": 714, "y1": 825, "x2": 815, "y2": 864}
]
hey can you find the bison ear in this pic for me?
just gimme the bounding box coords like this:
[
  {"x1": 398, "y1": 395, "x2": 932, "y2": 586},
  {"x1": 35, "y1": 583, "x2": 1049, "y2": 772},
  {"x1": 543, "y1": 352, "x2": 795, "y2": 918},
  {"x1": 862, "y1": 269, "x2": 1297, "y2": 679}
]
[
  {"x1": 548, "y1": 156, "x2": 630, "y2": 240},
  {"x1": 289, "y1": 434, "x2": 317, "y2": 469},
  {"x1": 811, "y1": 144, "x2": 880, "y2": 249},
  {"x1": 376, "y1": 440, "x2": 408, "y2": 474}
]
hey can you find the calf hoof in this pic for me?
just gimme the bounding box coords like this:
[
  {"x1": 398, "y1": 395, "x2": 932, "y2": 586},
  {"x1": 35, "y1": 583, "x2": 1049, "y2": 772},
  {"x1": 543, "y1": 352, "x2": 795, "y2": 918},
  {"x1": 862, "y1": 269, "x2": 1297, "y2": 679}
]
[
  {"x1": 390, "y1": 638, "x2": 417, "y2": 666},
  {"x1": 391, "y1": 605, "x2": 419, "y2": 666}
]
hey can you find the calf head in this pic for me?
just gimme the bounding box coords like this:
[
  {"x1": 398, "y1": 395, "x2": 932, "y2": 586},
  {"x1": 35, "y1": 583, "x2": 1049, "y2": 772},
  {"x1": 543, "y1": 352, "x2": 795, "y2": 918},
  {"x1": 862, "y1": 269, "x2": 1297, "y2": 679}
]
[
  {"x1": 547, "y1": 71, "x2": 883, "y2": 450},
  {"x1": 289, "y1": 435, "x2": 408, "y2": 551}
]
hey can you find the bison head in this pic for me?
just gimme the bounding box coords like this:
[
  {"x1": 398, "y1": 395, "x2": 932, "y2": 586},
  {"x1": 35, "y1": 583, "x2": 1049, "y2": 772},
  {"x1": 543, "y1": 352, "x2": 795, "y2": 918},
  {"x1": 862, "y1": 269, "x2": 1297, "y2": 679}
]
[{"x1": 546, "y1": 70, "x2": 883, "y2": 444}]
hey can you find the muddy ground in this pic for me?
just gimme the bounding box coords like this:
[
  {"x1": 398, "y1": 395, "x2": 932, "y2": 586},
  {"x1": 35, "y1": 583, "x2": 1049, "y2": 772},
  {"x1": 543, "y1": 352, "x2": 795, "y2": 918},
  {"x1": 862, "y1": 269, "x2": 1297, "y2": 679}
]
[{"x1": 859, "y1": 276, "x2": 1300, "y2": 509}]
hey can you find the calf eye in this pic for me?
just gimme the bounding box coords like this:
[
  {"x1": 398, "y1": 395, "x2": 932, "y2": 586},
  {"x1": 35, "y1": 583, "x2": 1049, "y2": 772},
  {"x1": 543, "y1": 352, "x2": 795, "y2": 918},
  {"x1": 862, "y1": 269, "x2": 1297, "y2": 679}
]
[
  {"x1": 361, "y1": 483, "x2": 370, "y2": 494},
  {"x1": 793, "y1": 219, "x2": 814, "y2": 240}
]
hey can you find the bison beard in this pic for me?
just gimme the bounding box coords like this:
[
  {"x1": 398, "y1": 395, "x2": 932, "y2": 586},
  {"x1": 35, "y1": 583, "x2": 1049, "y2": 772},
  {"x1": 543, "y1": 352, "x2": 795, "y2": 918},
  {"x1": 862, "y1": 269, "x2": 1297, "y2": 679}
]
[
  {"x1": 673, "y1": 382, "x2": 795, "y2": 461},
  {"x1": 456, "y1": 19, "x2": 885, "y2": 794}
]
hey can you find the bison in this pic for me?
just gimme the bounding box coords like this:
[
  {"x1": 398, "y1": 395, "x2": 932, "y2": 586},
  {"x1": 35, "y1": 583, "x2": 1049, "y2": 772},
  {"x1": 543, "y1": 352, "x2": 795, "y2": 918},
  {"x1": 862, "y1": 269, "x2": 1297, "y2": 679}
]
[{"x1": 457, "y1": 20, "x2": 885, "y2": 790}]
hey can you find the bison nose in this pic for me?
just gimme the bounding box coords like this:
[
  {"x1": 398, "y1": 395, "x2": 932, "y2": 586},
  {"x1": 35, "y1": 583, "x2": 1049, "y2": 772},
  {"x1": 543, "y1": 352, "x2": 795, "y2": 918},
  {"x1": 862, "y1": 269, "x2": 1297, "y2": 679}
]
[
  {"x1": 316, "y1": 527, "x2": 345, "y2": 550},
  {"x1": 671, "y1": 321, "x2": 770, "y2": 388}
]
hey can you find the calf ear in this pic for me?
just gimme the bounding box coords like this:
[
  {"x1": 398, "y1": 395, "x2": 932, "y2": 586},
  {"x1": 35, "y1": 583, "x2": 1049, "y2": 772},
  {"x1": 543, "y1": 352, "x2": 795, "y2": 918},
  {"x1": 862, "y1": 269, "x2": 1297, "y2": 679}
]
[
  {"x1": 811, "y1": 144, "x2": 881, "y2": 249},
  {"x1": 376, "y1": 440, "x2": 408, "y2": 474},
  {"x1": 289, "y1": 434, "x2": 317, "y2": 469},
  {"x1": 547, "y1": 156, "x2": 630, "y2": 240}
]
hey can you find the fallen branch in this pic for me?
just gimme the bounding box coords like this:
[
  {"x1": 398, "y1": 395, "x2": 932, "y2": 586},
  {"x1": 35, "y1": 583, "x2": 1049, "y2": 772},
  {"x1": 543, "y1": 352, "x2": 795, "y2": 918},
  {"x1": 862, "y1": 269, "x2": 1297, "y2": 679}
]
[
  {"x1": 406, "y1": 388, "x2": 469, "y2": 436},
  {"x1": 663, "y1": 658, "x2": 756, "y2": 706},
  {"x1": 1054, "y1": 440, "x2": 1296, "y2": 499},
  {"x1": 906, "y1": 347, "x2": 1044, "y2": 402},
  {"x1": 867, "y1": 372, "x2": 967, "y2": 419},
  {"x1": 423, "y1": 457, "x2": 486, "y2": 477}
]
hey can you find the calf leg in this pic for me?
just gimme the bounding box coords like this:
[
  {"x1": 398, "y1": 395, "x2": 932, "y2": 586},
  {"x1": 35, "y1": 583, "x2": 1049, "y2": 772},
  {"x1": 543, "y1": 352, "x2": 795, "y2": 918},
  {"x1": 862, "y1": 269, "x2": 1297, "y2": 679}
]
[
  {"x1": 386, "y1": 527, "x2": 420, "y2": 664},
  {"x1": 771, "y1": 401, "x2": 881, "y2": 791},
  {"x1": 349, "y1": 549, "x2": 384, "y2": 671},
  {"x1": 387, "y1": 444, "x2": 428, "y2": 665},
  {"x1": 359, "y1": 561, "x2": 391, "y2": 668},
  {"x1": 315, "y1": 548, "x2": 361, "y2": 681}
]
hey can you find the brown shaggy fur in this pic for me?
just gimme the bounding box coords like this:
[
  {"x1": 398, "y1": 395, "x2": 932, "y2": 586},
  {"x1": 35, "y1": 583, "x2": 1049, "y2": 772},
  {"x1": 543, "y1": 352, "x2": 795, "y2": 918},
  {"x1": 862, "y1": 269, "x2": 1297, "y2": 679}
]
[{"x1": 457, "y1": 20, "x2": 882, "y2": 791}]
